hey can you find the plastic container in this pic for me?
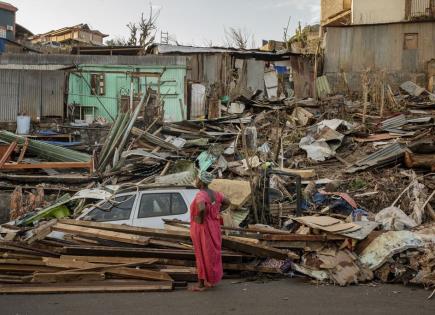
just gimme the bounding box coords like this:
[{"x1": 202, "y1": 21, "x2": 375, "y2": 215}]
[
  {"x1": 84, "y1": 114, "x2": 94, "y2": 125},
  {"x1": 16, "y1": 115, "x2": 31, "y2": 135}
]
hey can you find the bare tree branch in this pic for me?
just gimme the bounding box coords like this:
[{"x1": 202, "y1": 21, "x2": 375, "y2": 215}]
[
  {"x1": 138, "y1": 4, "x2": 160, "y2": 47},
  {"x1": 224, "y1": 27, "x2": 251, "y2": 49},
  {"x1": 127, "y1": 22, "x2": 138, "y2": 46}
]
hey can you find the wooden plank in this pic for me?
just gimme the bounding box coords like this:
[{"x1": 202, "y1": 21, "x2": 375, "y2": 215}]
[
  {"x1": 24, "y1": 219, "x2": 57, "y2": 244},
  {"x1": 61, "y1": 245, "x2": 247, "y2": 261},
  {"x1": 52, "y1": 223, "x2": 150, "y2": 246},
  {"x1": 159, "y1": 268, "x2": 197, "y2": 282},
  {"x1": 222, "y1": 236, "x2": 297, "y2": 260},
  {"x1": 0, "y1": 258, "x2": 46, "y2": 266},
  {"x1": 59, "y1": 255, "x2": 158, "y2": 265},
  {"x1": 0, "y1": 265, "x2": 61, "y2": 273},
  {"x1": 149, "y1": 239, "x2": 192, "y2": 250},
  {"x1": 223, "y1": 263, "x2": 281, "y2": 274},
  {"x1": 106, "y1": 267, "x2": 172, "y2": 282},
  {"x1": 32, "y1": 272, "x2": 105, "y2": 284},
  {"x1": 273, "y1": 168, "x2": 316, "y2": 179},
  {"x1": 260, "y1": 234, "x2": 345, "y2": 241},
  {"x1": 42, "y1": 257, "x2": 100, "y2": 269},
  {"x1": 0, "y1": 141, "x2": 17, "y2": 168},
  {"x1": 59, "y1": 219, "x2": 190, "y2": 240},
  {"x1": 0, "y1": 281, "x2": 173, "y2": 294}
]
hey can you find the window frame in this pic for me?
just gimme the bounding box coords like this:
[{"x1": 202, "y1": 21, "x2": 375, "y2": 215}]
[
  {"x1": 403, "y1": 33, "x2": 419, "y2": 50},
  {"x1": 90, "y1": 73, "x2": 105, "y2": 96},
  {"x1": 137, "y1": 192, "x2": 188, "y2": 219},
  {"x1": 0, "y1": 26, "x2": 6, "y2": 39}
]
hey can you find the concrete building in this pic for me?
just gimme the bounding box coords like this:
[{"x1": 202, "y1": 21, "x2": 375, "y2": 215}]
[
  {"x1": 0, "y1": 1, "x2": 17, "y2": 40},
  {"x1": 321, "y1": 0, "x2": 435, "y2": 92}
]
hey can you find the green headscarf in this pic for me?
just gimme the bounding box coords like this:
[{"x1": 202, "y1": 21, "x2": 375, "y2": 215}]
[{"x1": 199, "y1": 170, "x2": 215, "y2": 185}]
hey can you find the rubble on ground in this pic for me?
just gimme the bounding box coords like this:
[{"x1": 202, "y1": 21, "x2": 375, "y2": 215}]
[{"x1": 0, "y1": 79, "x2": 434, "y2": 294}]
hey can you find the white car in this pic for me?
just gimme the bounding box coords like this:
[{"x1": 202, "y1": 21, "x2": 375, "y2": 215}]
[{"x1": 77, "y1": 187, "x2": 198, "y2": 229}]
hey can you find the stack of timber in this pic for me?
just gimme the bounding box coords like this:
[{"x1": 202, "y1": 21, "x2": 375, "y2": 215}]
[{"x1": 0, "y1": 219, "x2": 306, "y2": 294}]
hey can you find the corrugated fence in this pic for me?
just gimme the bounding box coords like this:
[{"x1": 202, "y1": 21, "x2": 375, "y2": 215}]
[{"x1": 0, "y1": 69, "x2": 65, "y2": 122}]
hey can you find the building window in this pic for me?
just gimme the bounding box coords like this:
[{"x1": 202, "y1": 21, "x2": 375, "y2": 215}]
[
  {"x1": 404, "y1": 33, "x2": 418, "y2": 50},
  {"x1": 90, "y1": 73, "x2": 105, "y2": 96},
  {"x1": 0, "y1": 27, "x2": 6, "y2": 39}
]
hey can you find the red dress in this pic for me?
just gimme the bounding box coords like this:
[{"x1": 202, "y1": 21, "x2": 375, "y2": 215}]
[{"x1": 190, "y1": 189, "x2": 224, "y2": 286}]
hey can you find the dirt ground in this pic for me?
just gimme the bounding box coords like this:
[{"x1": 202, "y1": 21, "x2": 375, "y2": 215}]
[{"x1": 0, "y1": 278, "x2": 433, "y2": 315}]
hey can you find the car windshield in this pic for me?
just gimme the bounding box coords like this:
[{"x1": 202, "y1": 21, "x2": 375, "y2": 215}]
[{"x1": 84, "y1": 194, "x2": 135, "y2": 222}]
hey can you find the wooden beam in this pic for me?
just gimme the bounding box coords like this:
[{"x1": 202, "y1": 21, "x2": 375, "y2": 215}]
[
  {"x1": 59, "y1": 256, "x2": 159, "y2": 265},
  {"x1": 260, "y1": 234, "x2": 345, "y2": 241},
  {"x1": 105, "y1": 267, "x2": 172, "y2": 282},
  {"x1": 0, "y1": 281, "x2": 173, "y2": 294},
  {"x1": 0, "y1": 141, "x2": 17, "y2": 168},
  {"x1": 1, "y1": 161, "x2": 93, "y2": 172},
  {"x1": 52, "y1": 223, "x2": 150, "y2": 246},
  {"x1": 222, "y1": 236, "x2": 297, "y2": 260},
  {"x1": 61, "y1": 245, "x2": 247, "y2": 261},
  {"x1": 59, "y1": 219, "x2": 191, "y2": 241},
  {"x1": 32, "y1": 272, "x2": 105, "y2": 284}
]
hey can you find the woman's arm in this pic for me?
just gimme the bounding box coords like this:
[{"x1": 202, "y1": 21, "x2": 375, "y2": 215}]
[
  {"x1": 220, "y1": 197, "x2": 232, "y2": 212},
  {"x1": 195, "y1": 201, "x2": 206, "y2": 224}
]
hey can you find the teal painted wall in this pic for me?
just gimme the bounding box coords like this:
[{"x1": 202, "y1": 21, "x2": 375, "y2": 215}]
[{"x1": 67, "y1": 64, "x2": 186, "y2": 122}]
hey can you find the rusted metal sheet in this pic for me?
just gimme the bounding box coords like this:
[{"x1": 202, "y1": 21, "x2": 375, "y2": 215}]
[{"x1": 0, "y1": 69, "x2": 19, "y2": 122}]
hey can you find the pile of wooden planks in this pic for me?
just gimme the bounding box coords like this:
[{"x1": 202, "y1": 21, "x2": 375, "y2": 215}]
[
  {"x1": 0, "y1": 215, "x2": 373, "y2": 293},
  {"x1": 0, "y1": 219, "x2": 296, "y2": 294}
]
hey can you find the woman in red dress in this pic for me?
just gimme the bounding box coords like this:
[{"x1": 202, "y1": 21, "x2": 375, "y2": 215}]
[{"x1": 189, "y1": 171, "x2": 230, "y2": 291}]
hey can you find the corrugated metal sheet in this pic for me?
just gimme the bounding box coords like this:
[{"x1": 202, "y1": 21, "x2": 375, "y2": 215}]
[
  {"x1": 0, "y1": 54, "x2": 187, "y2": 67},
  {"x1": 346, "y1": 143, "x2": 406, "y2": 173},
  {"x1": 42, "y1": 71, "x2": 65, "y2": 117},
  {"x1": 381, "y1": 114, "x2": 407, "y2": 130},
  {"x1": 191, "y1": 83, "x2": 206, "y2": 119},
  {"x1": 0, "y1": 69, "x2": 65, "y2": 122},
  {"x1": 0, "y1": 64, "x2": 67, "y2": 70},
  {"x1": 325, "y1": 22, "x2": 435, "y2": 74},
  {"x1": 19, "y1": 70, "x2": 42, "y2": 118},
  {"x1": 0, "y1": 70, "x2": 19, "y2": 122}
]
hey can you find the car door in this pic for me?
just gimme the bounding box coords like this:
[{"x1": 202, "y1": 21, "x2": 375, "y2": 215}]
[
  {"x1": 79, "y1": 193, "x2": 137, "y2": 226},
  {"x1": 132, "y1": 191, "x2": 189, "y2": 229}
]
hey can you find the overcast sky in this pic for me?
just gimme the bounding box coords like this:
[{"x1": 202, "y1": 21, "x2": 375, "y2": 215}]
[{"x1": 11, "y1": 0, "x2": 320, "y2": 47}]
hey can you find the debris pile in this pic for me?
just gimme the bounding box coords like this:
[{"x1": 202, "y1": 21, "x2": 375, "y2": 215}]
[{"x1": 0, "y1": 78, "x2": 434, "y2": 294}]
